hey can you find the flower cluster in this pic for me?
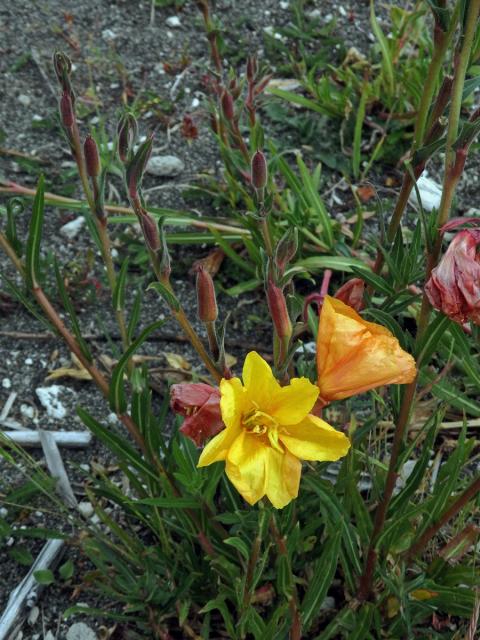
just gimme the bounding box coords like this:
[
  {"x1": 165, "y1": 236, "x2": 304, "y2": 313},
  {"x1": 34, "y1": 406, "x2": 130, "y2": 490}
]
[{"x1": 171, "y1": 295, "x2": 416, "y2": 508}]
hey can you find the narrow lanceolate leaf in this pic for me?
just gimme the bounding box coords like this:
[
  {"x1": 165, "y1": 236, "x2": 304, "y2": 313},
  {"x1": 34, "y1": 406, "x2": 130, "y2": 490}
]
[
  {"x1": 54, "y1": 258, "x2": 92, "y2": 361},
  {"x1": 297, "y1": 255, "x2": 371, "y2": 274},
  {"x1": 147, "y1": 281, "x2": 180, "y2": 312},
  {"x1": 370, "y1": 0, "x2": 394, "y2": 95},
  {"x1": 112, "y1": 258, "x2": 129, "y2": 311},
  {"x1": 25, "y1": 175, "x2": 45, "y2": 287},
  {"x1": 296, "y1": 155, "x2": 334, "y2": 248},
  {"x1": 301, "y1": 533, "x2": 341, "y2": 630},
  {"x1": 109, "y1": 320, "x2": 164, "y2": 413},
  {"x1": 127, "y1": 289, "x2": 142, "y2": 342},
  {"x1": 415, "y1": 314, "x2": 452, "y2": 366}
]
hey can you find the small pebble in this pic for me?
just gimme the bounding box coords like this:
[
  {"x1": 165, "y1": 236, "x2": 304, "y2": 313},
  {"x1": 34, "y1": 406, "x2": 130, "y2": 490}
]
[
  {"x1": 20, "y1": 403, "x2": 35, "y2": 419},
  {"x1": 66, "y1": 622, "x2": 98, "y2": 640},
  {"x1": 18, "y1": 94, "x2": 31, "y2": 106},
  {"x1": 147, "y1": 155, "x2": 185, "y2": 177},
  {"x1": 60, "y1": 216, "x2": 86, "y2": 240},
  {"x1": 44, "y1": 633, "x2": 56, "y2": 640},
  {"x1": 101, "y1": 28, "x2": 117, "y2": 41},
  {"x1": 36, "y1": 385, "x2": 70, "y2": 419},
  {"x1": 166, "y1": 16, "x2": 181, "y2": 28},
  {"x1": 78, "y1": 501, "x2": 94, "y2": 518},
  {"x1": 25, "y1": 357, "x2": 33, "y2": 365},
  {"x1": 27, "y1": 606, "x2": 40, "y2": 626},
  {"x1": 2, "y1": 378, "x2": 11, "y2": 389}
]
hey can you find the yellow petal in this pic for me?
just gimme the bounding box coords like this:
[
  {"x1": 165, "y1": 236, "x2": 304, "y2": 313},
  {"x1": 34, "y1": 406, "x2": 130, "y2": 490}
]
[
  {"x1": 220, "y1": 377, "x2": 247, "y2": 430},
  {"x1": 242, "y1": 351, "x2": 280, "y2": 409},
  {"x1": 198, "y1": 423, "x2": 241, "y2": 466},
  {"x1": 264, "y1": 447, "x2": 301, "y2": 509},
  {"x1": 225, "y1": 431, "x2": 268, "y2": 505},
  {"x1": 280, "y1": 414, "x2": 350, "y2": 461},
  {"x1": 317, "y1": 295, "x2": 416, "y2": 402},
  {"x1": 270, "y1": 377, "x2": 319, "y2": 425}
]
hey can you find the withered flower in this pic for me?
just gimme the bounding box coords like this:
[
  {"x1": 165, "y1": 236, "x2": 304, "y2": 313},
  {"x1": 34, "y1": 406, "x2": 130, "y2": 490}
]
[
  {"x1": 425, "y1": 229, "x2": 480, "y2": 325},
  {"x1": 171, "y1": 383, "x2": 224, "y2": 446}
]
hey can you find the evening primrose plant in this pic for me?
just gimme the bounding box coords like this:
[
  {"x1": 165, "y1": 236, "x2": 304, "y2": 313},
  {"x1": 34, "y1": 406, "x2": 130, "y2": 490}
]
[{"x1": 1, "y1": 2, "x2": 480, "y2": 639}]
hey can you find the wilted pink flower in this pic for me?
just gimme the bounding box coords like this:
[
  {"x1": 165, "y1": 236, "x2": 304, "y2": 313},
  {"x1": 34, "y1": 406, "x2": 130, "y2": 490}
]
[
  {"x1": 425, "y1": 229, "x2": 480, "y2": 325},
  {"x1": 335, "y1": 278, "x2": 365, "y2": 311},
  {"x1": 170, "y1": 383, "x2": 224, "y2": 446}
]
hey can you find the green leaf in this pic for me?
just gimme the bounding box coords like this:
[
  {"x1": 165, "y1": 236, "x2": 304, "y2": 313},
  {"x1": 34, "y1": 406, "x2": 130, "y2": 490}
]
[
  {"x1": 34, "y1": 569, "x2": 55, "y2": 585},
  {"x1": 415, "y1": 314, "x2": 452, "y2": 366},
  {"x1": 133, "y1": 497, "x2": 201, "y2": 508},
  {"x1": 147, "y1": 281, "x2": 180, "y2": 312},
  {"x1": 25, "y1": 175, "x2": 45, "y2": 287},
  {"x1": 223, "y1": 536, "x2": 250, "y2": 561},
  {"x1": 112, "y1": 258, "x2": 129, "y2": 312},
  {"x1": 8, "y1": 546, "x2": 34, "y2": 566},
  {"x1": 353, "y1": 84, "x2": 368, "y2": 179},
  {"x1": 208, "y1": 226, "x2": 256, "y2": 275},
  {"x1": 370, "y1": 0, "x2": 394, "y2": 95},
  {"x1": 268, "y1": 87, "x2": 334, "y2": 116},
  {"x1": 0, "y1": 272, "x2": 52, "y2": 331},
  {"x1": 127, "y1": 289, "x2": 142, "y2": 341},
  {"x1": 351, "y1": 266, "x2": 395, "y2": 296},
  {"x1": 297, "y1": 255, "x2": 370, "y2": 273},
  {"x1": 109, "y1": 320, "x2": 164, "y2": 413},
  {"x1": 296, "y1": 154, "x2": 334, "y2": 248},
  {"x1": 301, "y1": 533, "x2": 341, "y2": 630},
  {"x1": 59, "y1": 559, "x2": 74, "y2": 580}
]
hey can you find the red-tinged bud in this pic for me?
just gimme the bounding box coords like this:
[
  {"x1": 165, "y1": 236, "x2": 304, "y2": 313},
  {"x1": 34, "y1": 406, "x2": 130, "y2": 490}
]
[
  {"x1": 251, "y1": 150, "x2": 268, "y2": 190},
  {"x1": 425, "y1": 228, "x2": 480, "y2": 325},
  {"x1": 196, "y1": 265, "x2": 218, "y2": 323},
  {"x1": 60, "y1": 91, "x2": 74, "y2": 128},
  {"x1": 139, "y1": 211, "x2": 160, "y2": 253},
  {"x1": 180, "y1": 115, "x2": 199, "y2": 141},
  {"x1": 221, "y1": 90, "x2": 234, "y2": 121},
  {"x1": 126, "y1": 134, "x2": 153, "y2": 200},
  {"x1": 84, "y1": 135, "x2": 100, "y2": 177},
  {"x1": 267, "y1": 280, "x2": 292, "y2": 339},
  {"x1": 275, "y1": 228, "x2": 298, "y2": 275},
  {"x1": 117, "y1": 113, "x2": 138, "y2": 164},
  {"x1": 210, "y1": 114, "x2": 219, "y2": 135},
  {"x1": 334, "y1": 278, "x2": 365, "y2": 311},
  {"x1": 170, "y1": 382, "x2": 224, "y2": 446},
  {"x1": 246, "y1": 56, "x2": 257, "y2": 82}
]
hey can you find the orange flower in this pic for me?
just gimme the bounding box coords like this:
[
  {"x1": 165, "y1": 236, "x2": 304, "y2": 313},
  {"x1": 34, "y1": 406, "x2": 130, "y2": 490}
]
[{"x1": 316, "y1": 296, "x2": 416, "y2": 404}]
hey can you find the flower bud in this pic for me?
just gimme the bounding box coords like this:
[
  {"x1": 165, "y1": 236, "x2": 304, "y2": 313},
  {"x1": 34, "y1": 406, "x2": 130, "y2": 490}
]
[
  {"x1": 275, "y1": 228, "x2": 298, "y2": 275},
  {"x1": 266, "y1": 280, "x2": 291, "y2": 339},
  {"x1": 334, "y1": 278, "x2": 365, "y2": 312},
  {"x1": 126, "y1": 133, "x2": 153, "y2": 200},
  {"x1": 117, "y1": 113, "x2": 138, "y2": 164},
  {"x1": 425, "y1": 228, "x2": 480, "y2": 325},
  {"x1": 60, "y1": 91, "x2": 74, "y2": 128},
  {"x1": 139, "y1": 211, "x2": 160, "y2": 253},
  {"x1": 196, "y1": 265, "x2": 218, "y2": 323},
  {"x1": 221, "y1": 90, "x2": 234, "y2": 121},
  {"x1": 251, "y1": 150, "x2": 268, "y2": 190},
  {"x1": 84, "y1": 135, "x2": 100, "y2": 177},
  {"x1": 246, "y1": 56, "x2": 257, "y2": 82},
  {"x1": 53, "y1": 51, "x2": 72, "y2": 84}
]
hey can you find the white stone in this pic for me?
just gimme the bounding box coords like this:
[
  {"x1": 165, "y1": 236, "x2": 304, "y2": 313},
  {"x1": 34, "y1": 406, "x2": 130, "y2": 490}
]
[
  {"x1": 35, "y1": 385, "x2": 70, "y2": 419},
  {"x1": 0, "y1": 507, "x2": 7, "y2": 517},
  {"x1": 191, "y1": 97, "x2": 200, "y2": 108},
  {"x1": 27, "y1": 606, "x2": 40, "y2": 625},
  {"x1": 166, "y1": 16, "x2": 181, "y2": 28},
  {"x1": 2, "y1": 378, "x2": 11, "y2": 389},
  {"x1": 20, "y1": 404, "x2": 35, "y2": 419},
  {"x1": 66, "y1": 623, "x2": 97, "y2": 640},
  {"x1": 18, "y1": 94, "x2": 31, "y2": 106},
  {"x1": 60, "y1": 216, "x2": 86, "y2": 240},
  {"x1": 101, "y1": 29, "x2": 117, "y2": 41},
  {"x1": 147, "y1": 155, "x2": 185, "y2": 177},
  {"x1": 78, "y1": 501, "x2": 94, "y2": 518},
  {"x1": 25, "y1": 357, "x2": 33, "y2": 365},
  {"x1": 279, "y1": 1, "x2": 289, "y2": 8},
  {"x1": 408, "y1": 174, "x2": 442, "y2": 212},
  {"x1": 44, "y1": 632, "x2": 55, "y2": 640}
]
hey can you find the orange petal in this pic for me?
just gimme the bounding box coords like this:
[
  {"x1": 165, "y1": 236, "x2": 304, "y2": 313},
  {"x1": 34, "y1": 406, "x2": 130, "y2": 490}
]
[{"x1": 317, "y1": 296, "x2": 416, "y2": 402}]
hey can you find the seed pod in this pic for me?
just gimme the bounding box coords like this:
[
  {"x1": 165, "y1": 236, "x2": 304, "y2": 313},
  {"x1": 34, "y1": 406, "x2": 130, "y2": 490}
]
[
  {"x1": 221, "y1": 90, "x2": 234, "y2": 121},
  {"x1": 84, "y1": 135, "x2": 100, "y2": 177},
  {"x1": 59, "y1": 91, "x2": 74, "y2": 128},
  {"x1": 251, "y1": 150, "x2": 268, "y2": 190},
  {"x1": 196, "y1": 266, "x2": 218, "y2": 323},
  {"x1": 266, "y1": 280, "x2": 291, "y2": 339},
  {"x1": 246, "y1": 56, "x2": 257, "y2": 82}
]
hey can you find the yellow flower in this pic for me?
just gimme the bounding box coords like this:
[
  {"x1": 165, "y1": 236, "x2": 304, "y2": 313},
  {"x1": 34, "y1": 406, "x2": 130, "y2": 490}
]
[
  {"x1": 317, "y1": 295, "x2": 416, "y2": 404},
  {"x1": 198, "y1": 352, "x2": 350, "y2": 508}
]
